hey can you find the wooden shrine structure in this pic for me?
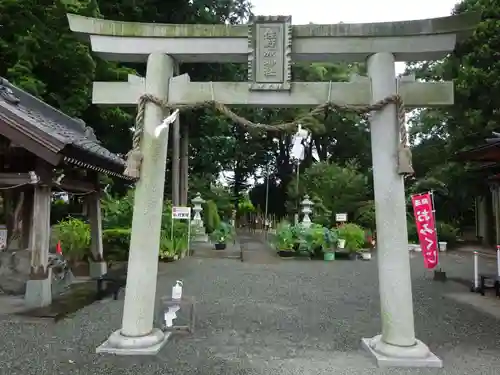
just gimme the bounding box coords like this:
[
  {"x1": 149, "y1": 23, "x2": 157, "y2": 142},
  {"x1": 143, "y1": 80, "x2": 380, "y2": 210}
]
[
  {"x1": 0, "y1": 77, "x2": 133, "y2": 308},
  {"x1": 458, "y1": 133, "x2": 500, "y2": 246}
]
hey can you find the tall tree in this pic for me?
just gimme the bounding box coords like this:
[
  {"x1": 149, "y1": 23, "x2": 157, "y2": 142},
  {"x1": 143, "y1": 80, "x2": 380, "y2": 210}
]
[{"x1": 405, "y1": 0, "x2": 500, "y2": 226}]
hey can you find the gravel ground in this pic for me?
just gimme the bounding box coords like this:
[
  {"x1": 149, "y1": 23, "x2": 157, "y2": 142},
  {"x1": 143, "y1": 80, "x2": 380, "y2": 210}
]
[{"x1": 1, "y1": 242, "x2": 500, "y2": 375}]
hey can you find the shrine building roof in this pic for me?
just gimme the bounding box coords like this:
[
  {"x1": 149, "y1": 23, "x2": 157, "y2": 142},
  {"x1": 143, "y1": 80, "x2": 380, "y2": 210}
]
[
  {"x1": 457, "y1": 133, "x2": 500, "y2": 164},
  {"x1": 0, "y1": 77, "x2": 132, "y2": 180}
]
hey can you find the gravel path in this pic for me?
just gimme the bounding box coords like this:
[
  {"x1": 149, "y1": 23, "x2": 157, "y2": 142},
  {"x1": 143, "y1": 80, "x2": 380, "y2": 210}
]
[{"x1": 1, "y1": 243, "x2": 500, "y2": 375}]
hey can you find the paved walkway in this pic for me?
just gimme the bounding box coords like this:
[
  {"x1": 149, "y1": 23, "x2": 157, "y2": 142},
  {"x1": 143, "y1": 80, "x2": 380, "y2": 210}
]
[
  {"x1": 191, "y1": 240, "x2": 242, "y2": 260},
  {"x1": 1, "y1": 236, "x2": 500, "y2": 374},
  {"x1": 239, "y1": 230, "x2": 280, "y2": 264}
]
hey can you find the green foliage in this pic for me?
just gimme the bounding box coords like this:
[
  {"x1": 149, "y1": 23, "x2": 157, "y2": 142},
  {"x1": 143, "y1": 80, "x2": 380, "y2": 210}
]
[
  {"x1": 210, "y1": 222, "x2": 234, "y2": 244},
  {"x1": 404, "y1": 0, "x2": 500, "y2": 231},
  {"x1": 52, "y1": 217, "x2": 90, "y2": 261},
  {"x1": 102, "y1": 228, "x2": 131, "y2": 261},
  {"x1": 437, "y1": 222, "x2": 459, "y2": 246},
  {"x1": 196, "y1": 185, "x2": 233, "y2": 220},
  {"x1": 406, "y1": 220, "x2": 458, "y2": 247},
  {"x1": 50, "y1": 198, "x2": 83, "y2": 225},
  {"x1": 100, "y1": 191, "x2": 191, "y2": 260},
  {"x1": 0, "y1": 0, "x2": 254, "y2": 198},
  {"x1": 1, "y1": 0, "x2": 485, "y2": 240},
  {"x1": 288, "y1": 161, "x2": 369, "y2": 223},
  {"x1": 159, "y1": 234, "x2": 175, "y2": 260},
  {"x1": 274, "y1": 221, "x2": 295, "y2": 251},
  {"x1": 158, "y1": 232, "x2": 188, "y2": 260},
  {"x1": 238, "y1": 197, "x2": 255, "y2": 215},
  {"x1": 354, "y1": 200, "x2": 376, "y2": 231},
  {"x1": 101, "y1": 190, "x2": 134, "y2": 230},
  {"x1": 407, "y1": 221, "x2": 419, "y2": 244},
  {"x1": 203, "y1": 200, "x2": 221, "y2": 233},
  {"x1": 273, "y1": 221, "x2": 339, "y2": 256},
  {"x1": 299, "y1": 223, "x2": 338, "y2": 255},
  {"x1": 337, "y1": 223, "x2": 365, "y2": 252}
]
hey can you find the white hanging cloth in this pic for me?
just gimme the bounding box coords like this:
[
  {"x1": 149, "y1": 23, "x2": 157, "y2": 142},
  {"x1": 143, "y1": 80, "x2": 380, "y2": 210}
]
[{"x1": 290, "y1": 124, "x2": 310, "y2": 162}]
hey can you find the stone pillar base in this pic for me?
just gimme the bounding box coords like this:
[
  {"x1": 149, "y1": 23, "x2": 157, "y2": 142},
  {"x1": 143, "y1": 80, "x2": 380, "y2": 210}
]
[
  {"x1": 25, "y1": 268, "x2": 52, "y2": 308},
  {"x1": 96, "y1": 328, "x2": 171, "y2": 355},
  {"x1": 191, "y1": 222, "x2": 208, "y2": 242},
  {"x1": 89, "y1": 260, "x2": 107, "y2": 278},
  {"x1": 361, "y1": 335, "x2": 442, "y2": 368},
  {"x1": 193, "y1": 234, "x2": 208, "y2": 243}
]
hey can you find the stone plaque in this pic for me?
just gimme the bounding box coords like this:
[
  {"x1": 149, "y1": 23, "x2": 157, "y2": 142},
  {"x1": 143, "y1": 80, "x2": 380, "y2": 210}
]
[{"x1": 248, "y1": 16, "x2": 292, "y2": 91}]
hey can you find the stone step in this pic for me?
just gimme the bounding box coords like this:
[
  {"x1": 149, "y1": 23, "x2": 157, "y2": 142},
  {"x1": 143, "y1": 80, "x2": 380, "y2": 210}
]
[{"x1": 191, "y1": 242, "x2": 242, "y2": 260}]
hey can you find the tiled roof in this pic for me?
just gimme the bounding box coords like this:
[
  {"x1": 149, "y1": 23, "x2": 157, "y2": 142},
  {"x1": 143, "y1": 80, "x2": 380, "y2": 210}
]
[{"x1": 0, "y1": 77, "x2": 126, "y2": 171}]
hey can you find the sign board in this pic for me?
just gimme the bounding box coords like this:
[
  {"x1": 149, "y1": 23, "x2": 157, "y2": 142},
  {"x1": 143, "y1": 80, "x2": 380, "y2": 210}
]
[
  {"x1": 411, "y1": 192, "x2": 438, "y2": 269},
  {"x1": 335, "y1": 213, "x2": 348, "y2": 222},
  {"x1": 171, "y1": 207, "x2": 193, "y2": 258},
  {"x1": 248, "y1": 15, "x2": 292, "y2": 91},
  {"x1": 172, "y1": 206, "x2": 191, "y2": 220}
]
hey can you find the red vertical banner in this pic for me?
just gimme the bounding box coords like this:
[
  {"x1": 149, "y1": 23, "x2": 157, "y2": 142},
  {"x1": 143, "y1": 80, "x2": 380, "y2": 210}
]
[{"x1": 411, "y1": 192, "x2": 438, "y2": 269}]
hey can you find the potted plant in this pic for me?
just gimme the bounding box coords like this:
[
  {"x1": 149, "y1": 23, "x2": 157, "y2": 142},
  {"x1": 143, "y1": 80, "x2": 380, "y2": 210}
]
[
  {"x1": 336, "y1": 223, "x2": 365, "y2": 260},
  {"x1": 338, "y1": 239, "x2": 346, "y2": 249},
  {"x1": 290, "y1": 224, "x2": 305, "y2": 253},
  {"x1": 274, "y1": 221, "x2": 295, "y2": 258},
  {"x1": 211, "y1": 222, "x2": 232, "y2": 250},
  {"x1": 307, "y1": 224, "x2": 328, "y2": 260},
  {"x1": 174, "y1": 236, "x2": 188, "y2": 258},
  {"x1": 359, "y1": 230, "x2": 374, "y2": 260},
  {"x1": 296, "y1": 227, "x2": 314, "y2": 259},
  {"x1": 51, "y1": 217, "x2": 91, "y2": 276},
  {"x1": 159, "y1": 234, "x2": 177, "y2": 262},
  {"x1": 359, "y1": 248, "x2": 372, "y2": 260},
  {"x1": 323, "y1": 228, "x2": 338, "y2": 261}
]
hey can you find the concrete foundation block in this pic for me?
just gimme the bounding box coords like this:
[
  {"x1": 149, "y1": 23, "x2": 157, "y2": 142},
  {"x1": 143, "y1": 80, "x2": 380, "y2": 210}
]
[
  {"x1": 96, "y1": 328, "x2": 171, "y2": 355},
  {"x1": 89, "y1": 260, "x2": 107, "y2": 278},
  {"x1": 362, "y1": 336, "x2": 442, "y2": 368},
  {"x1": 24, "y1": 268, "x2": 52, "y2": 309}
]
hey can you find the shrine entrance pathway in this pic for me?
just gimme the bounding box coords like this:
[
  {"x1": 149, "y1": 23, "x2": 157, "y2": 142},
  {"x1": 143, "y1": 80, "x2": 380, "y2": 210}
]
[{"x1": 1, "y1": 238, "x2": 500, "y2": 375}]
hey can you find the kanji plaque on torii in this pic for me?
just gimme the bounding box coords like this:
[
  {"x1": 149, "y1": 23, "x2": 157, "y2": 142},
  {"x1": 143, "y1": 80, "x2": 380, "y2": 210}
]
[{"x1": 248, "y1": 16, "x2": 292, "y2": 91}]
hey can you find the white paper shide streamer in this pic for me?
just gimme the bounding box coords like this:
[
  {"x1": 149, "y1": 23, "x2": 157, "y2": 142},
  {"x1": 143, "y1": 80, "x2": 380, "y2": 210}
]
[{"x1": 290, "y1": 124, "x2": 311, "y2": 163}]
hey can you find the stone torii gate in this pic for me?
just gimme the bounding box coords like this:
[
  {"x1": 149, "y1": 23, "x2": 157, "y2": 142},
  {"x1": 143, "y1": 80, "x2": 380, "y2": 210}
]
[{"x1": 67, "y1": 12, "x2": 479, "y2": 366}]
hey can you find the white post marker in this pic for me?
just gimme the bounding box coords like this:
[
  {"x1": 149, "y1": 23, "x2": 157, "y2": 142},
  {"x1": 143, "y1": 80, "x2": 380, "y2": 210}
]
[
  {"x1": 291, "y1": 124, "x2": 310, "y2": 219},
  {"x1": 497, "y1": 246, "x2": 500, "y2": 277},
  {"x1": 473, "y1": 250, "x2": 479, "y2": 290},
  {"x1": 171, "y1": 206, "x2": 192, "y2": 258}
]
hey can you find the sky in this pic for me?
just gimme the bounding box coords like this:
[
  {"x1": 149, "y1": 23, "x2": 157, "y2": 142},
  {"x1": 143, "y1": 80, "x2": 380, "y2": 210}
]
[
  {"x1": 250, "y1": 0, "x2": 459, "y2": 28},
  {"x1": 220, "y1": 0, "x2": 461, "y2": 186},
  {"x1": 250, "y1": 0, "x2": 460, "y2": 74}
]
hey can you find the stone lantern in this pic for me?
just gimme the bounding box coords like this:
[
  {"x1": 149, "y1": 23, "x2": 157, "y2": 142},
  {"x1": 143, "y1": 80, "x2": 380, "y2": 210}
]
[
  {"x1": 191, "y1": 192, "x2": 207, "y2": 242},
  {"x1": 301, "y1": 195, "x2": 313, "y2": 228}
]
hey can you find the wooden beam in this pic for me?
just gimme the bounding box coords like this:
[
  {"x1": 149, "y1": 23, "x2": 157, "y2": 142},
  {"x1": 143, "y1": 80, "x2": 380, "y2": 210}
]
[
  {"x1": 58, "y1": 177, "x2": 97, "y2": 193},
  {"x1": 22, "y1": 188, "x2": 33, "y2": 250},
  {"x1": 29, "y1": 185, "x2": 51, "y2": 275},
  {"x1": 0, "y1": 172, "x2": 96, "y2": 192},
  {"x1": 0, "y1": 173, "x2": 31, "y2": 186},
  {"x1": 93, "y1": 79, "x2": 454, "y2": 108}
]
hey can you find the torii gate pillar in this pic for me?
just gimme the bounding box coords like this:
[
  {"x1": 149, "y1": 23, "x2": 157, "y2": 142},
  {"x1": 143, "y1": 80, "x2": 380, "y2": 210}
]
[
  {"x1": 98, "y1": 53, "x2": 174, "y2": 355},
  {"x1": 361, "y1": 52, "x2": 441, "y2": 367}
]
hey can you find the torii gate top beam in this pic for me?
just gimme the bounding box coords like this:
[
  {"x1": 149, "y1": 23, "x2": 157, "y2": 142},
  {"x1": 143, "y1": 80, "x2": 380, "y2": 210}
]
[{"x1": 67, "y1": 13, "x2": 480, "y2": 63}]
